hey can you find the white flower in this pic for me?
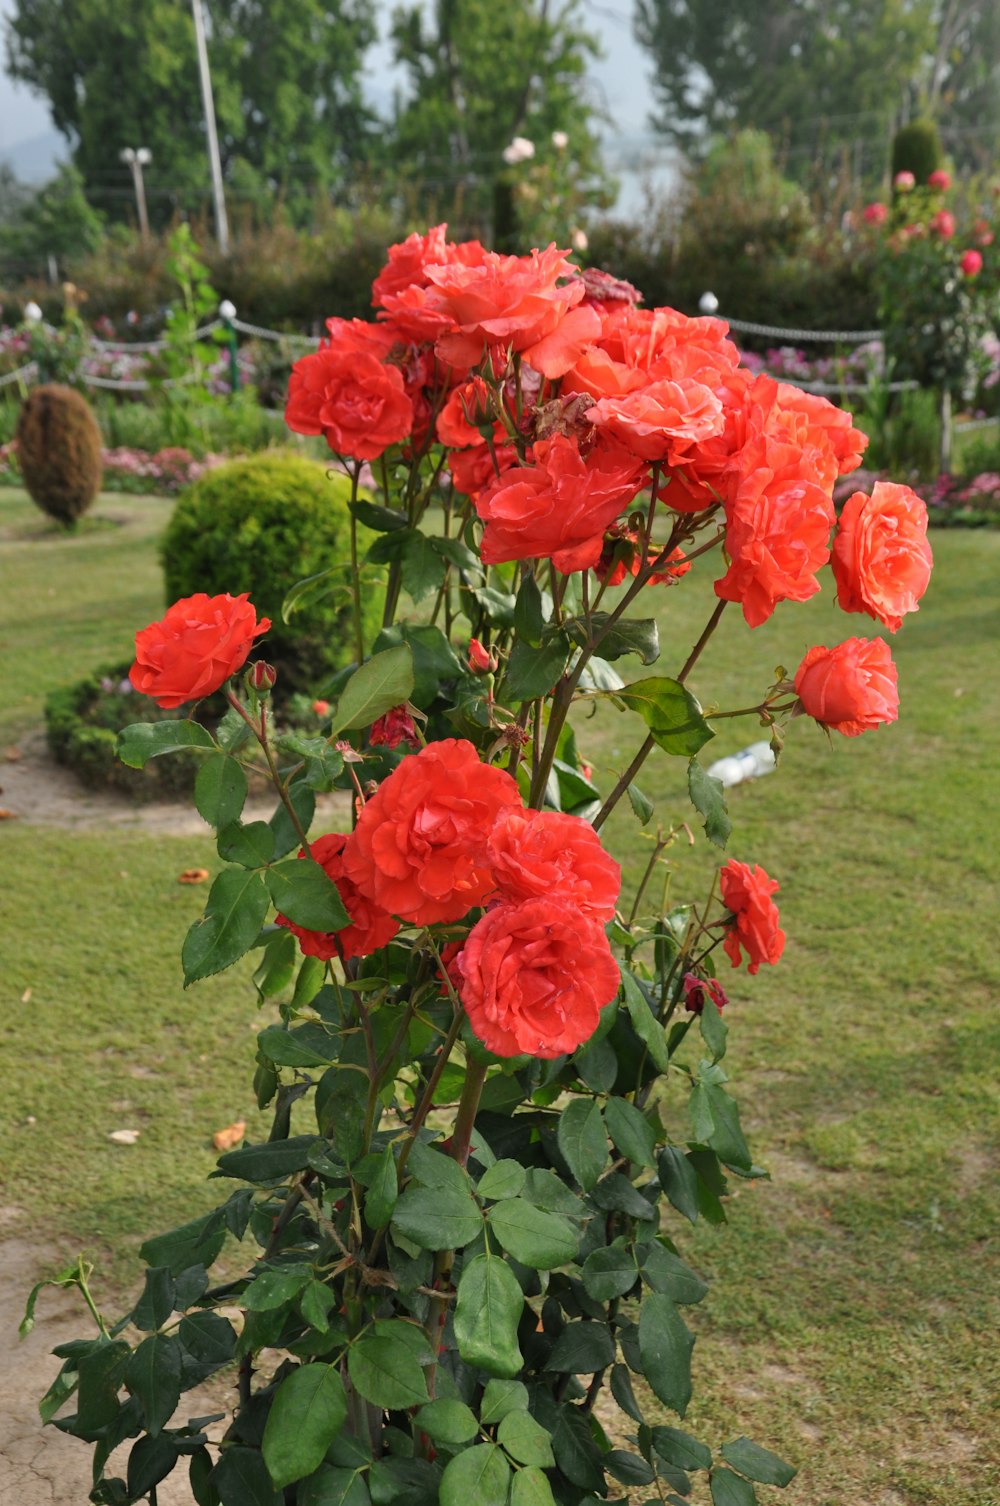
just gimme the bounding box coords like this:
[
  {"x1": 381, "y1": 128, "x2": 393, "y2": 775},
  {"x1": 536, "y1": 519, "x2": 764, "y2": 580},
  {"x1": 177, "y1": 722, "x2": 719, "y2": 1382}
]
[
  {"x1": 551, "y1": 131, "x2": 569, "y2": 150},
  {"x1": 502, "y1": 136, "x2": 535, "y2": 166},
  {"x1": 571, "y1": 228, "x2": 589, "y2": 252}
]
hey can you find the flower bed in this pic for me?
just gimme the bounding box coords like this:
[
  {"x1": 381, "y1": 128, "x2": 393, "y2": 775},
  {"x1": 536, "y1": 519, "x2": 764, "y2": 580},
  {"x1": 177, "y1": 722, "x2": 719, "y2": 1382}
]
[{"x1": 0, "y1": 439, "x2": 224, "y2": 495}]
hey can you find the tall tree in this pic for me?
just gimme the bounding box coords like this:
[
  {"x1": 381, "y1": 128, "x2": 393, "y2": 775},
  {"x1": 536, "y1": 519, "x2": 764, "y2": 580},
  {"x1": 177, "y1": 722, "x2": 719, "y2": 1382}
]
[
  {"x1": 4, "y1": 0, "x2": 376, "y2": 228},
  {"x1": 386, "y1": 0, "x2": 611, "y2": 235},
  {"x1": 633, "y1": 0, "x2": 936, "y2": 173}
]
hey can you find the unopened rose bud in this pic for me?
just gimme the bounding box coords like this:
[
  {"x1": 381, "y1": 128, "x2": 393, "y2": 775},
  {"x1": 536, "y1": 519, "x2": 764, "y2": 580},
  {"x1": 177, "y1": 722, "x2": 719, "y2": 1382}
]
[
  {"x1": 468, "y1": 637, "x2": 496, "y2": 673},
  {"x1": 682, "y1": 971, "x2": 728, "y2": 1015},
  {"x1": 370, "y1": 705, "x2": 420, "y2": 750},
  {"x1": 247, "y1": 661, "x2": 277, "y2": 695},
  {"x1": 312, "y1": 698, "x2": 330, "y2": 717}
]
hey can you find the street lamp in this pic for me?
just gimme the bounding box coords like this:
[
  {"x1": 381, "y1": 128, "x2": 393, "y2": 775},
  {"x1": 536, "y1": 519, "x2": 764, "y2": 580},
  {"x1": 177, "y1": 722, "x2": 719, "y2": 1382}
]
[
  {"x1": 120, "y1": 147, "x2": 152, "y2": 243},
  {"x1": 698, "y1": 291, "x2": 720, "y2": 315}
]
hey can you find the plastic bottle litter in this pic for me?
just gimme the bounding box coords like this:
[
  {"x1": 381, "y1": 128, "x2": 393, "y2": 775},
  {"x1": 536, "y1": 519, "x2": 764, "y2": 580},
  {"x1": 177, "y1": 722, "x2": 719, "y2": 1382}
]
[{"x1": 706, "y1": 740, "x2": 776, "y2": 789}]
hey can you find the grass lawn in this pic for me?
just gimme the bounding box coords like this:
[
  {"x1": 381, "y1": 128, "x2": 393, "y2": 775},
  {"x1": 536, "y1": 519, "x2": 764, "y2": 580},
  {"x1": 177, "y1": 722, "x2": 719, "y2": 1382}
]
[{"x1": 1, "y1": 483, "x2": 997, "y2": 1504}]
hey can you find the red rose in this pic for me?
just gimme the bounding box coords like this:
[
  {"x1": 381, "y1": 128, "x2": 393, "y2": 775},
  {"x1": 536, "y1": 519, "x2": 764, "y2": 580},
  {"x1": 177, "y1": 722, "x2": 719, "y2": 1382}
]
[
  {"x1": 863, "y1": 202, "x2": 888, "y2": 226},
  {"x1": 476, "y1": 434, "x2": 646, "y2": 574},
  {"x1": 369, "y1": 705, "x2": 420, "y2": 750},
  {"x1": 584, "y1": 376, "x2": 724, "y2": 464},
  {"x1": 371, "y1": 224, "x2": 451, "y2": 306},
  {"x1": 342, "y1": 739, "x2": 520, "y2": 926},
  {"x1": 276, "y1": 834, "x2": 399, "y2": 962},
  {"x1": 285, "y1": 345, "x2": 413, "y2": 461},
  {"x1": 832, "y1": 481, "x2": 932, "y2": 632},
  {"x1": 719, "y1": 861, "x2": 785, "y2": 975},
  {"x1": 456, "y1": 897, "x2": 620, "y2": 1057},
  {"x1": 794, "y1": 637, "x2": 899, "y2": 737},
  {"x1": 130, "y1": 592, "x2": 270, "y2": 708},
  {"x1": 487, "y1": 808, "x2": 621, "y2": 922},
  {"x1": 714, "y1": 435, "x2": 835, "y2": 627}
]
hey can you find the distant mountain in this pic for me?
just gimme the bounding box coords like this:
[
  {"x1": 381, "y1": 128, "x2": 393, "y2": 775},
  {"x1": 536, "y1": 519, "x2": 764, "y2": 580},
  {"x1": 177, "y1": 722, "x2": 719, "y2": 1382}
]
[{"x1": 0, "y1": 128, "x2": 65, "y2": 184}]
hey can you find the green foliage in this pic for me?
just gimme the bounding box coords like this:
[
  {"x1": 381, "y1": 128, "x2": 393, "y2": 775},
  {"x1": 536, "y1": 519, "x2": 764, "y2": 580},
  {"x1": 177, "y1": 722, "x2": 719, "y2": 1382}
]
[
  {"x1": 0, "y1": 162, "x2": 103, "y2": 280},
  {"x1": 15, "y1": 382, "x2": 103, "y2": 528},
  {"x1": 891, "y1": 118, "x2": 944, "y2": 185},
  {"x1": 161, "y1": 452, "x2": 382, "y2": 694}
]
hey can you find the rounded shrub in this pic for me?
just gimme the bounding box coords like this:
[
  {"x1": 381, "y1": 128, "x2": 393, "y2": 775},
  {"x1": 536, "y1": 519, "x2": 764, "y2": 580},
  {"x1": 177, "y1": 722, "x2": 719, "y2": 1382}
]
[
  {"x1": 15, "y1": 383, "x2": 103, "y2": 528},
  {"x1": 45, "y1": 665, "x2": 200, "y2": 798},
  {"x1": 161, "y1": 451, "x2": 381, "y2": 696},
  {"x1": 891, "y1": 118, "x2": 944, "y2": 186}
]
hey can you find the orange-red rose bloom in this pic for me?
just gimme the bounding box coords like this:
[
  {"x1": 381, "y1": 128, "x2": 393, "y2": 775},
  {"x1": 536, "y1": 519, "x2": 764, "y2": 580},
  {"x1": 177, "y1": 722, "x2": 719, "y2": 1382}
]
[
  {"x1": 130, "y1": 592, "x2": 270, "y2": 708},
  {"x1": 285, "y1": 346, "x2": 413, "y2": 461},
  {"x1": 456, "y1": 897, "x2": 620, "y2": 1057},
  {"x1": 794, "y1": 637, "x2": 899, "y2": 737},
  {"x1": 342, "y1": 739, "x2": 520, "y2": 926},
  {"x1": 832, "y1": 482, "x2": 932, "y2": 632},
  {"x1": 584, "y1": 377, "x2": 724, "y2": 464},
  {"x1": 276, "y1": 834, "x2": 399, "y2": 962},
  {"x1": 719, "y1": 860, "x2": 785, "y2": 975},
  {"x1": 487, "y1": 808, "x2": 621, "y2": 922},
  {"x1": 476, "y1": 434, "x2": 646, "y2": 574}
]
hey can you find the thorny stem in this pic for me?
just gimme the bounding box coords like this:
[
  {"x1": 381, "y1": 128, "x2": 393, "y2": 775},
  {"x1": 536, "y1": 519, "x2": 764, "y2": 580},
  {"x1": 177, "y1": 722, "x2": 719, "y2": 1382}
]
[
  {"x1": 677, "y1": 598, "x2": 728, "y2": 685},
  {"x1": 224, "y1": 690, "x2": 311, "y2": 853},
  {"x1": 348, "y1": 466, "x2": 365, "y2": 664}
]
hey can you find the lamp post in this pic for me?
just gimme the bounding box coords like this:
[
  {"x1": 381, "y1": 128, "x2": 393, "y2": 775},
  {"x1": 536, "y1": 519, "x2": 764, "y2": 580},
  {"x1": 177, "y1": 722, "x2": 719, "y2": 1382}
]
[
  {"x1": 120, "y1": 147, "x2": 152, "y2": 243},
  {"x1": 219, "y1": 299, "x2": 239, "y2": 396},
  {"x1": 191, "y1": 0, "x2": 230, "y2": 255}
]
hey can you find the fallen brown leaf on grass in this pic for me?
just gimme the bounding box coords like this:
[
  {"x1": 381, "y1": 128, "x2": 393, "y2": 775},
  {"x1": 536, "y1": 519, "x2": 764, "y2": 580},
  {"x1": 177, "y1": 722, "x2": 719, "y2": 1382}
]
[
  {"x1": 178, "y1": 867, "x2": 210, "y2": 884},
  {"x1": 20, "y1": 988, "x2": 32, "y2": 1004},
  {"x1": 108, "y1": 1129, "x2": 141, "y2": 1145},
  {"x1": 0, "y1": 808, "x2": 18, "y2": 820},
  {"x1": 212, "y1": 1120, "x2": 246, "y2": 1151},
  {"x1": 4, "y1": 746, "x2": 21, "y2": 762}
]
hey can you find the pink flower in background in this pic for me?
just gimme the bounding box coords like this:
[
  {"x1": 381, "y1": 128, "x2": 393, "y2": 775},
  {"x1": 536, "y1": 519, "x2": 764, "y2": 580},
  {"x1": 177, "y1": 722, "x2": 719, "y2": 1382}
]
[
  {"x1": 930, "y1": 209, "x2": 956, "y2": 239},
  {"x1": 927, "y1": 169, "x2": 951, "y2": 191},
  {"x1": 960, "y1": 249, "x2": 984, "y2": 278},
  {"x1": 863, "y1": 202, "x2": 888, "y2": 226},
  {"x1": 893, "y1": 170, "x2": 916, "y2": 192}
]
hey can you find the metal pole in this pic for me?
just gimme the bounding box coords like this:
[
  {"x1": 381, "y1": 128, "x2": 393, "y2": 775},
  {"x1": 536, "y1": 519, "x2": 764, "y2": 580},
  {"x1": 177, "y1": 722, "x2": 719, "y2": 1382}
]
[
  {"x1": 134, "y1": 160, "x2": 150, "y2": 244},
  {"x1": 190, "y1": 0, "x2": 230, "y2": 255}
]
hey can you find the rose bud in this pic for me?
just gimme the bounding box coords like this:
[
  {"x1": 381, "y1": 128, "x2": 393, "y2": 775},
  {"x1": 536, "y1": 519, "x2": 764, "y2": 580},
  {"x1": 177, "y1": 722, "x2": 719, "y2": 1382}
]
[
  {"x1": 247, "y1": 661, "x2": 277, "y2": 696},
  {"x1": 468, "y1": 637, "x2": 497, "y2": 673}
]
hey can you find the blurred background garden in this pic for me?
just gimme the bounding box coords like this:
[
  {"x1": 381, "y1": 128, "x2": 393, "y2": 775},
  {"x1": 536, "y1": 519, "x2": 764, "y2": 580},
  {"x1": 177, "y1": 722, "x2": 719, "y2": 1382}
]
[{"x1": 0, "y1": 2, "x2": 998, "y2": 1504}]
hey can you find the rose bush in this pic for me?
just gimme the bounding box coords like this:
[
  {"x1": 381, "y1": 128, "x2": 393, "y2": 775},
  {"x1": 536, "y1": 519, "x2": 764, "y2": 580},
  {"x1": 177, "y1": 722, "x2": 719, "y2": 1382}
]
[{"x1": 34, "y1": 224, "x2": 933, "y2": 1506}]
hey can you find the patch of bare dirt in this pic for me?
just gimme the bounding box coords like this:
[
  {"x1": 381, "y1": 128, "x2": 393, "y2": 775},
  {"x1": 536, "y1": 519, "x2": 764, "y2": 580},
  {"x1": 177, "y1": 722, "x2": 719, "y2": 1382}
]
[{"x1": 0, "y1": 730, "x2": 349, "y2": 835}]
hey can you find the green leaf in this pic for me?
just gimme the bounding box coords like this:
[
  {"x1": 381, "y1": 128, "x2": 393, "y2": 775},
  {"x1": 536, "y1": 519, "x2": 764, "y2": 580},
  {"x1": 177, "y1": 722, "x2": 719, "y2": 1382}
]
[
  {"x1": 581, "y1": 1245, "x2": 639, "y2": 1302},
  {"x1": 610, "y1": 1363, "x2": 644, "y2": 1424},
  {"x1": 454, "y1": 1254, "x2": 524, "y2": 1378},
  {"x1": 620, "y1": 968, "x2": 670, "y2": 1072},
  {"x1": 617, "y1": 677, "x2": 714, "y2": 756},
  {"x1": 367, "y1": 528, "x2": 446, "y2": 603},
  {"x1": 178, "y1": 1311, "x2": 237, "y2": 1378},
  {"x1": 195, "y1": 753, "x2": 249, "y2": 829},
  {"x1": 242, "y1": 1265, "x2": 313, "y2": 1312},
  {"x1": 479, "y1": 1378, "x2": 529, "y2": 1425},
  {"x1": 626, "y1": 782, "x2": 654, "y2": 825},
  {"x1": 498, "y1": 1410, "x2": 555, "y2": 1467},
  {"x1": 604, "y1": 1097, "x2": 658, "y2": 1167},
  {"x1": 509, "y1": 1466, "x2": 558, "y2": 1506},
  {"x1": 604, "y1": 1450, "x2": 655, "y2": 1486},
  {"x1": 330, "y1": 646, "x2": 415, "y2": 734},
  {"x1": 504, "y1": 629, "x2": 573, "y2": 700},
  {"x1": 217, "y1": 820, "x2": 276, "y2": 868},
  {"x1": 277, "y1": 734, "x2": 345, "y2": 793},
  {"x1": 688, "y1": 759, "x2": 732, "y2": 849},
  {"x1": 657, "y1": 1146, "x2": 701, "y2": 1223},
  {"x1": 266, "y1": 856, "x2": 350, "y2": 932},
  {"x1": 127, "y1": 1433, "x2": 181, "y2": 1499},
  {"x1": 351, "y1": 499, "x2": 408, "y2": 532},
  {"x1": 556, "y1": 1099, "x2": 608, "y2": 1191},
  {"x1": 431, "y1": 535, "x2": 483, "y2": 577},
  {"x1": 720, "y1": 1438, "x2": 796, "y2": 1487},
  {"x1": 212, "y1": 1444, "x2": 282, "y2": 1506},
  {"x1": 140, "y1": 1211, "x2": 225, "y2": 1276},
  {"x1": 699, "y1": 999, "x2": 728, "y2": 1062},
  {"x1": 710, "y1": 1468, "x2": 759, "y2": 1506},
  {"x1": 471, "y1": 584, "x2": 517, "y2": 626},
  {"x1": 690, "y1": 1081, "x2": 752, "y2": 1172},
  {"x1": 282, "y1": 565, "x2": 353, "y2": 624},
  {"x1": 257, "y1": 1021, "x2": 339, "y2": 1068},
  {"x1": 487, "y1": 1199, "x2": 579, "y2": 1269},
  {"x1": 262, "y1": 1364, "x2": 348, "y2": 1489},
  {"x1": 373, "y1": 623, "x2": 464, "y2": 706},
  {"x1": 365, "y1": 1144, "x2": 398, "y2": 1229},
  {"x1": 415, "y1": 1399, "x2": 480, "y2": 1445},
  {"x1": 299, "y1": 1280, "x2": 338, "y2": 1333},
  {"x1": 391, "y1": 1185, "x2": 483, "y2": 1250},
  {"x1": 216, "y1": 1135, "x2": 320, "y2": 1183},
  {"x1": 253, "y1": 930, "x2": 298, "y2": 1001},
  {"x1": 514, "y1": 572, "x2": 545, "y2": 647},
  {"x1": 131, "y1": 1267, "x2": 176, "y2": 1332},
  {"x1": 546, "y1": 1321, "x2": 616, "y2": 1374},
  {"x1": 590, "y1": 1171, "x2": 657, "y2": 1221},
  {"x1": 347, "y1": 1333, "x2": 429, "y2": 1410},
  {"x1": 407, "y1": 1139, "x2": 474, "y2": 1195},
  {"x1": 125, "y1": 1333, "x2": 182, "y2": 1436},
  {"x1": 638, "y1": 1241, "x2": 708, "y2": 1305},
  {"x1": 570, "y1": 613, "x2": 660, "y2": 664},
  {"x1": 477, "y1": 1159, "x2": 526, "y2": 1201},
  {"x1": 299, "y1": 1465, "x2": 371, "y2": 1506},
  {"x1": 439, "y1": 1444, "x2": 511, "y2": 1506},
  {"x1": 77, "y1": 1341, "x2": 130, "y2": 1433},
  {"x1": 638, "y1": 1293, "x2": 695, "y2": 1417},
  {"x1": 574, "y1": 1034, "x2": 618, "y2": 1093},
  {"x1": 651, "y1": 1425, "x2": 712, "y2": 1472},
  {"x1": 117, "y1": 719, "x2": 214, "y2": 769},
  {"x1": 182, "y1": 869, "x2": 269, "y2": 984},
  {"x1": 269, "y1": 780, "x2": 316, "y2": 860}
]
